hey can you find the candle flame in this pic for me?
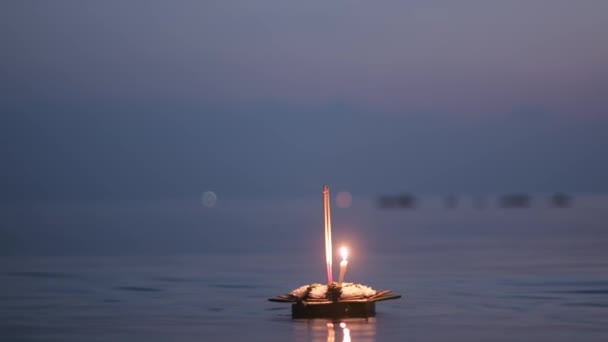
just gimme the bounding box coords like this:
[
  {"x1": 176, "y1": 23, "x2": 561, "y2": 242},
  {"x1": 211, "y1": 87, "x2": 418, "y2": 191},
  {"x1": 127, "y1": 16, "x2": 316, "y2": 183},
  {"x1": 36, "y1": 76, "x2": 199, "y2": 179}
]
[{"x1": 340, "y1": 246, "x2": 348, "y2": 261}]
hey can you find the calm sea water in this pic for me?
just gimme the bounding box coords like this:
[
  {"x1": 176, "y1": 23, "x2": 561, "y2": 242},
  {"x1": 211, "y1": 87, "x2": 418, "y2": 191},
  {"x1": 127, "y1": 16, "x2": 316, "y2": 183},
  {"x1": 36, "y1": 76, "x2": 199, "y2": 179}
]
[{"x1": 1, "y1": 195, "x2": 608, "y2": 341}]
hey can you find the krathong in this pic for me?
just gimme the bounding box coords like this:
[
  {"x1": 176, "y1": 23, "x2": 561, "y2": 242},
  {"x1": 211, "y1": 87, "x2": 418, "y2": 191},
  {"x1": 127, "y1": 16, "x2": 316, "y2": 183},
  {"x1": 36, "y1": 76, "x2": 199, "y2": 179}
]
[{"x1": 268, "y1": 186, "x2": 401, "y2": 319}]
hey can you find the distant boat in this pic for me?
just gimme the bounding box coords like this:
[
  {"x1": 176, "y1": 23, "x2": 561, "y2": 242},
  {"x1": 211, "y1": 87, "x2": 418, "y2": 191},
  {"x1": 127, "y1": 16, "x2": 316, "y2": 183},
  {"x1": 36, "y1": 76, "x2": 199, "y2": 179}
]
[
  {"x1": 499, "y1": 194, "x2": 530, "y2": 208},
  {"x1": 473, "y1": 196, "x2": 486, "y2": 209},
  {"x1": 377, "y1": 194, "x2": 416, "y2": 209},
  {"x1": 444, "y1": 195, "x2": 458, "y2": 209},
  {"x1": 550, "y1": 193, "x2": 573, "y2": 208}
]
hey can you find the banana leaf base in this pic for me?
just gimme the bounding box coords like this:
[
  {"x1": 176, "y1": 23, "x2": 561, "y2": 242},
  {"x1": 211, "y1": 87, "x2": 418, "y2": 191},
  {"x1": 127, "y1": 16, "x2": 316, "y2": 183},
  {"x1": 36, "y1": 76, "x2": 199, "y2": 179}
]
[{"x1": 291, "y1": 301, "x2": 376, "y2": 319}]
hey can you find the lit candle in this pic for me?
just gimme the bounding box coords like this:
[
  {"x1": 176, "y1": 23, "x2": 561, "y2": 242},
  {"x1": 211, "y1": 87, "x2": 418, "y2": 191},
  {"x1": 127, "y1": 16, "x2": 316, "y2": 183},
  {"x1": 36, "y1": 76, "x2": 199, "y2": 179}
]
[
  {"x1": 338, "y1": 246, "x2": 348, "y2": 284},
  {"x1": 323, "y1": 185, "x2": 333, "y2": 284}
]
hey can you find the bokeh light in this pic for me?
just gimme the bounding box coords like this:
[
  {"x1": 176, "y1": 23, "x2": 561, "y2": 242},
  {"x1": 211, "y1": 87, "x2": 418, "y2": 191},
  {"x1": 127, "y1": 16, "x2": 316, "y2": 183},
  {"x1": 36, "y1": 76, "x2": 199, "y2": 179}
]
[
  {"x1": 202, "y1": 191, "x2": 217, "y2": 208},
  {"x1": 336, "y1": 191, "x2": 352, "y2": 208}
]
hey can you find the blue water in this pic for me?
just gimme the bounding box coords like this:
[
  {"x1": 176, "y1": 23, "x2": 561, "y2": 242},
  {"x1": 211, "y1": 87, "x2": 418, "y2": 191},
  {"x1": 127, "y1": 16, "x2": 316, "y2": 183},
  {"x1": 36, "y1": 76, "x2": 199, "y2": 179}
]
[{"x1": 1, "y1": 196, "x2": 608, "y2": 341}]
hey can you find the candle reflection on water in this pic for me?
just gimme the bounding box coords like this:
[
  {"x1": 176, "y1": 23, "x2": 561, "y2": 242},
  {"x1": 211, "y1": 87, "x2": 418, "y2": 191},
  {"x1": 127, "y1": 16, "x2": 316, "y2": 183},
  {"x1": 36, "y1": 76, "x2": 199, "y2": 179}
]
[
  {"x1": 291, "y1": 318, "x2": 376, "y2": 342},
  {"x1": 327, "y1": 322, "x2": 335, "y2": 342},
  {"x1": 340, "y1": 322, "x2": 351, "y2": 342}
]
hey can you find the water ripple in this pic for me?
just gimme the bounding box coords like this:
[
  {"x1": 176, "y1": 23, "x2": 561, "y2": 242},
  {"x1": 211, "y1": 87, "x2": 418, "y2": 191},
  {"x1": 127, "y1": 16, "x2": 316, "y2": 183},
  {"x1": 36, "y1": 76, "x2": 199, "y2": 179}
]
[
  {"x1": 552, "y1": 289, "x2": 608, "y2": 295},
  {"x1": 153, "y1": 276, "x2": 197, "y2": 283},
  {"x1": 4, "y1": 271, "x2": 80, "y2": 279},
  {"x1": 563, "y1": 302, "x2": 608, "y2": 308},
  {"x1": 505, "y1": 280, "x2": 608, "y2": 288},
  {"x1": 506, "y1": 295, "x2": 564, "y2": 300},
  {"x1": 115, "y1": 286, "x2": 163, "y2": 292},
  {"x1": 208, "y1": 284, "x2": 258, "y2": 289}
]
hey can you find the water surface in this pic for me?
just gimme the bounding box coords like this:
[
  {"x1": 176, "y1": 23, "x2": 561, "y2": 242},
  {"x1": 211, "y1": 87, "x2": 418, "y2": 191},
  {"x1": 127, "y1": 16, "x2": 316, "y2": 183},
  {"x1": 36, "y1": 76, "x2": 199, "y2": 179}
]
[{"x1": 1, "y1": 196, "x2": 607, "y2": 341}]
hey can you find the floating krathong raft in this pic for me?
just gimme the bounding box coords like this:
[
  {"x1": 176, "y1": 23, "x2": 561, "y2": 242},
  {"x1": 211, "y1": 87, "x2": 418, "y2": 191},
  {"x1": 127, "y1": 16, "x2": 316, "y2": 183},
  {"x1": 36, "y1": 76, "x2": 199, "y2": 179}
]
[
  {"x1": 268, "y1": 186, "x2": 401, "y2": 319},
  {"x1": 269, "y1": 282, "x2": 401, "y2": 319}
]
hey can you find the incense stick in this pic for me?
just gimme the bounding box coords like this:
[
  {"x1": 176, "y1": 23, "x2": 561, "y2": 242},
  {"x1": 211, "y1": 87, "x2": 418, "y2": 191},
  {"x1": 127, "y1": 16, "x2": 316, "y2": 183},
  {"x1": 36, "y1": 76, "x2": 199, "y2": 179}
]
[{"x1": 323, "y1": 185, "x2": 333, "y2": 284}]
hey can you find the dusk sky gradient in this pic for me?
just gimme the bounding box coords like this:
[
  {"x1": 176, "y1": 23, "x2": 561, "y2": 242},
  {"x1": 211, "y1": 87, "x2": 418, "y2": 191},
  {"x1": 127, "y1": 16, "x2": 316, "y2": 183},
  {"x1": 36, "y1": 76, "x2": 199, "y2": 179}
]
[{"x1": 2, "y1": 1, "x2": 608, "y2": 200}]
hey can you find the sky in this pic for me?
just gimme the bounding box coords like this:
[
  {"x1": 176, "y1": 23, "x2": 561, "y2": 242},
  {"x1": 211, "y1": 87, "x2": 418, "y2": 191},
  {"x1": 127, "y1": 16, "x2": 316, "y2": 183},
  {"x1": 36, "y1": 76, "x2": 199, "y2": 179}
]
[{"x1": 1, "y1": 0, "x2": 608, "y2": 202}]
